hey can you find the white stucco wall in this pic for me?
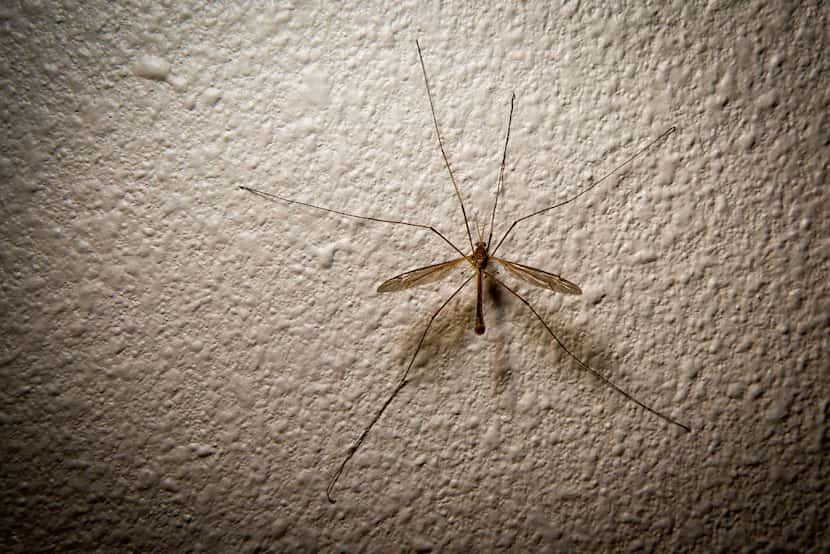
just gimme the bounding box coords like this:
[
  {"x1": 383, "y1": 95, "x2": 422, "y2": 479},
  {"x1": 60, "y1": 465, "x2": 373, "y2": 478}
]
[{"x1": 1, "y1": 2, "x2": 827, "y2": 552}]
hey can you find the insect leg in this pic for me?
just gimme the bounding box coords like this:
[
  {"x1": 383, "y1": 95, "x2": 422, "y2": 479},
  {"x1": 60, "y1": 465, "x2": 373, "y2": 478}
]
[
  {"x1": 415, "y1": 40, "x2": 475, "y2": 252},
  {"x1": 485, "y1": 271, "x2": 691, "y2": 432},
  {"x1": 326, "y1": 274, "x2": 476, "y2": 503},
  {"x1": 490, "y1": 126, "x2": 676, "y2": 257},
  {"x1": 239, "y1": 185, "x2": 467, "y2": 258},
  {"x1": 486, "y1": 93, "x2": 516, "y2": 250}
]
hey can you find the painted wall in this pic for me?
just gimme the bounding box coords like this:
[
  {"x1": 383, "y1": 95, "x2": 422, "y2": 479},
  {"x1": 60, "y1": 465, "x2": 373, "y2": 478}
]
[{"x1": 1, "y1": 2, "x2": 827, "y2": 552}]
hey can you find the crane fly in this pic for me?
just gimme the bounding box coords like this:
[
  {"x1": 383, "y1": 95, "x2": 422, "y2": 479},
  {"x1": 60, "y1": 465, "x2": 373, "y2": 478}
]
[{"x1": 240, "y1": 40, "x2": 689, "y2": 504}]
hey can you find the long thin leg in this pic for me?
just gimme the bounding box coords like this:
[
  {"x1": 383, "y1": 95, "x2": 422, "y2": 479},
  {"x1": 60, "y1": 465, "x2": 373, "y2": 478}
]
[
  {"x1": 486, "y1": 271, "x2": 691, "y2": 432},
  {"x1": 490, "y1": 126, "x2": 677, "y2": 257},
  {"x1": 326, "y1": 274, "x2": 476, "y2": 503},
  {"x1": 415, "y1": 40, "x2": 474, "y2": 252},
  {"x1": 239, "y1": 186, "x2": 467, "y2": 259},
  {"x1": 486, "y1": 93, "x2": 516, "y2": 250}
]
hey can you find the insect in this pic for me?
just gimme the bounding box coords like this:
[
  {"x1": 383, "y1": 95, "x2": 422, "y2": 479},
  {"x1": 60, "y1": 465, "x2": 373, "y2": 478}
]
[{"x1": 240, "y1": 40, "x2": 688, "y2": 503}]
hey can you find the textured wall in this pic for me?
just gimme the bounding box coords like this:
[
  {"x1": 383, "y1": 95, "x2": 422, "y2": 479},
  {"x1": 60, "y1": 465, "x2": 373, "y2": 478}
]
[{"x1": 1, "y1": 2, "x2": 828, "y2": 552}]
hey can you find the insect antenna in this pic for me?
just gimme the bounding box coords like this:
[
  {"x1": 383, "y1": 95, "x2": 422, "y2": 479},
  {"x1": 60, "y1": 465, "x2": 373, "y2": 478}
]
[
  {"x1": 485, "y1": 270, "x2": 691, "y2": 432},
  {"x1": 474, "y1": 219, "x2": 484, "y2": 244},
  {"x1": 239, "y1": 186, "x2": 467, "y2": 258},
  {"x1": 490, "y1": 125, "x2": 677, "y2": 257},
  {"x1": 416, "y1": 40, "x2": 475, "y2": 252},
  {"x1": 326, "y1": 274, "x2": 475, "y2": 503},
  {"x1": 486, "y1": 93, "x2": 516, "y2": 251}
]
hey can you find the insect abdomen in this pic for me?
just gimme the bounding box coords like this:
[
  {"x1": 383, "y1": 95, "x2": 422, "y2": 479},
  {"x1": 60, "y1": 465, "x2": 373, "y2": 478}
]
[{"x1": 475, "y1": 270, "x2": 486, "y2": 335}]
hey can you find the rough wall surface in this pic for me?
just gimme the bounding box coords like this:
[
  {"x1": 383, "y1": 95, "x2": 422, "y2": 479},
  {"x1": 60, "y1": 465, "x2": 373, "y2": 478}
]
[{"x1": 1, "y1": 2, "x2": 828, "y2": 552}]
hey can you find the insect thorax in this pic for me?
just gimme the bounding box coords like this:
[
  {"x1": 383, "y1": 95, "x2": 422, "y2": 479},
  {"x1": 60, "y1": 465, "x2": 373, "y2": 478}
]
[{"x1": 471, "y1": 242, "x2": 489, "y2": 270}]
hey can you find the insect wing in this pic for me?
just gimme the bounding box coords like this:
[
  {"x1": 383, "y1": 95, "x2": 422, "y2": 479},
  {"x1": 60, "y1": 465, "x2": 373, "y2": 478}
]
[
  {"x1": 377, "y1": 258, "x2": 466, "y2": 293},
  {"x1": 493, "y1": 257, "x2": 582, "y2": 295}
]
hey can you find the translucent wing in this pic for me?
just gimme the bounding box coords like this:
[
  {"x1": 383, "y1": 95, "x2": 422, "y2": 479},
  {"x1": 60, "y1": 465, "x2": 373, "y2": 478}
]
[
  {"x1": 492, "y1": 257, "x2": 582, "y2": 295},
  {"x1": 377, "y1": 258, "x2": 466, "y2": 293}
]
